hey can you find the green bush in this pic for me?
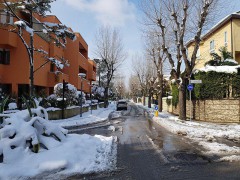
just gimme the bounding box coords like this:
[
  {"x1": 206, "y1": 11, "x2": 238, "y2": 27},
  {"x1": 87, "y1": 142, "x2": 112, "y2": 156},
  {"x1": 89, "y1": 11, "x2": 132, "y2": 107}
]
[
  {"x1": 193, "y1": 71, "x2": 240, "y2": 99},
  {"x1": 171, "y1": 84, "x2": 179, "y2": 107}
]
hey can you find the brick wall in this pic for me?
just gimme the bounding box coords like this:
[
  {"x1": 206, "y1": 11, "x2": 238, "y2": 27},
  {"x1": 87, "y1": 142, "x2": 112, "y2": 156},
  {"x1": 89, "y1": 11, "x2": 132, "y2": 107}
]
[{"x1": 167, "y1": 99, "x2": 240, "y2": 123}]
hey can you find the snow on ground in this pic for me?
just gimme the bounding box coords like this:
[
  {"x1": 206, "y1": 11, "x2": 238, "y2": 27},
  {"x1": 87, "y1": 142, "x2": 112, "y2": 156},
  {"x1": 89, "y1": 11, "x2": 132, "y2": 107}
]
[
  {"x1": 153, "y1": 112, "x2": 240, "y2": 161},
  {"x1": 0, "y1": 103, "x2": 117, "y2": 179},
  {"x1": 52, "y1": 102, "x2": 116, "y2": 127},
  {"x1": 0, "y1": 134, "x2": 117, "y2": 179},
  {"x1": 138, "y1": 104, "x2": 240, "y2": 162}
]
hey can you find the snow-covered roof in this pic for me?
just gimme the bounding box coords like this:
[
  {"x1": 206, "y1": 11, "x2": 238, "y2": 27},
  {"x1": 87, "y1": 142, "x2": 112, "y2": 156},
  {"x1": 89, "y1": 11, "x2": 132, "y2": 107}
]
[
  {"x1": 195, "y1": 65, "x2": 240, "y2": 74},
  {"x1": 186, "y1": 11, "x2": 240, "y2": 47}
]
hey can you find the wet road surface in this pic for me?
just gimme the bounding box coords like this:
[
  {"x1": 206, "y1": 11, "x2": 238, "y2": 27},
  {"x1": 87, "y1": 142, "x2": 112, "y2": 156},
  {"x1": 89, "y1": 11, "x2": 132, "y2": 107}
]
[{"x1": 67, "y1": 103, "x2": 240, "y2": 180}]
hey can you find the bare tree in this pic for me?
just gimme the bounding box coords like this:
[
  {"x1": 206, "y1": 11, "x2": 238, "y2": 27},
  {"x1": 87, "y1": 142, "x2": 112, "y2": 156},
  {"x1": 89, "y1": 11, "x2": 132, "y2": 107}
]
[
  {"x1": 114, "y1": 75, "x2": 126, "y2": 100},
  {"x1": 145, "y1": 33, "x2": 168, "y2": 111},
  {"x1": 94, "y1": 26, "x2": 126, "y2": 107},
  {"x1": 129, "y1": 75, "x2": 140, "y2": 102},
  {"x1": 132, "y1": 53, "x2": 156, "y2": 106},
  {"x1": 141, "y1": 0, "x2": 218, "y2": 119}
]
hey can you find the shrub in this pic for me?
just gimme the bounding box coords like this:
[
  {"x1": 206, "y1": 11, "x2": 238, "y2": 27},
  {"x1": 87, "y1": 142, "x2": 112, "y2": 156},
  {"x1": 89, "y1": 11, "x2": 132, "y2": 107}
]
[
  {"x1": 54, "y1": 83, "x2": 78, "y2": 107},
  {"x1": 193, "y1": 71, "x2": 240, "y2": 99},
  {"x1": 171, "y1": 83, "x2": 179, "y2": 107}
]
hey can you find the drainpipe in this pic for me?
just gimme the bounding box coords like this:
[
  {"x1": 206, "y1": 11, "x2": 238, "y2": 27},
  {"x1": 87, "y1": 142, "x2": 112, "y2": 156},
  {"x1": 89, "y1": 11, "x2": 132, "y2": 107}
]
[{"x1": 231, "y1": 19, "x2": 234, "y2": 58}]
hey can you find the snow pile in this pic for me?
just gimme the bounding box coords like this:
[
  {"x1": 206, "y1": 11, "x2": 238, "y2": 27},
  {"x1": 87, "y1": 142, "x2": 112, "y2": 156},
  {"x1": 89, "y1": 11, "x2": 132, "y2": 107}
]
[
  {"x1": 153, "y1": 112, "x2": 240, "y2": 161},
  {"x1": 0, "y1": 134, "x2": 116, "y2": 179},
  {"x1": 8, "y1": 102, "x2": 17, "y2": 110},
  {"x1": 0, "y1": 107, "x2": 117, "y2": 179}
]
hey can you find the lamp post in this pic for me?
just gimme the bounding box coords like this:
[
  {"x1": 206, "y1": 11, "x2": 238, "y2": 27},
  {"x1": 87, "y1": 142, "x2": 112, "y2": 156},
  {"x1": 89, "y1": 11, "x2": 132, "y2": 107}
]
[{"x1": 78, "y1": 73, "x2": 86, "y2": 117}]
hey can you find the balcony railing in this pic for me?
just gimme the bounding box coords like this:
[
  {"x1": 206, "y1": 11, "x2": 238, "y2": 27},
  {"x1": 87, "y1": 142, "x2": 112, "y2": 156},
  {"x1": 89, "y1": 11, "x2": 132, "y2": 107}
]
[
  {"x1": 78, "y1": 53, "x2": 88, "y2": 71},
  {"x1": 48, "y1": 72, "x2": 69, "y2": 87},
  {"x1": 0, "y1": 27, "x2": 17, "y2": 47}
]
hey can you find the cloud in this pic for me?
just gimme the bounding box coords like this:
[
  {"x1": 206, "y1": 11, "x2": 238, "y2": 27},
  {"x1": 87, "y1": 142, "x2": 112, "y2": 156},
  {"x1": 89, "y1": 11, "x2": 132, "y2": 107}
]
[{"x1": 63, "y1": 0, "x2": 136, "y2": 26}]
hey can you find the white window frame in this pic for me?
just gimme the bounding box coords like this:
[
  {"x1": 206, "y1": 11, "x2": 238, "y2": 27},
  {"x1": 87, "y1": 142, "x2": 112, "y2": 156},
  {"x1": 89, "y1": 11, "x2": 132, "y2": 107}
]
[
  {"x1": 196, "y1": 48, "x2": 200, "y2": 59},
  {"x1": 224, "y1": 31, "x2": 228, "y2": 46},
  {"x1": 0, "y1": 11, "x2": 7, "y2": 24},
  {"x1": 210, "y1": 40, "x2": 215, "y2": 53},
  {"x1": 0, "y1": 11, "x2": 13, "y2": 25}
]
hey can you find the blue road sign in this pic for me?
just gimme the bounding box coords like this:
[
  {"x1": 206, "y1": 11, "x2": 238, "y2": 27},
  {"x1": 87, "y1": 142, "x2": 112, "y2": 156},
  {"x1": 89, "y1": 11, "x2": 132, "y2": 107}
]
[
  {"x1": 187, "y1": 84, "x2": 194, "y2": 91},
  {"x1": 155, "y1": 105, "x2": 158, "y2": 110}
]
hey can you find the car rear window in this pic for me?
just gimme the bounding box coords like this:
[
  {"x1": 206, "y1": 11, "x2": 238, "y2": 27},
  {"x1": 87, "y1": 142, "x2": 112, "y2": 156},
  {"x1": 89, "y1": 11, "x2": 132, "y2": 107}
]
[{"x1": 118, "y1": 102, "x2": 127, "y2": 104}]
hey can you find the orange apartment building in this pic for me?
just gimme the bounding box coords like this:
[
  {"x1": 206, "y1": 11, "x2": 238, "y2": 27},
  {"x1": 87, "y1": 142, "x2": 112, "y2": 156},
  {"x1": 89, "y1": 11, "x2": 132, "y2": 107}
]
[{"x1": 0, "y1": 11, "x2": 96, "y2": 97}]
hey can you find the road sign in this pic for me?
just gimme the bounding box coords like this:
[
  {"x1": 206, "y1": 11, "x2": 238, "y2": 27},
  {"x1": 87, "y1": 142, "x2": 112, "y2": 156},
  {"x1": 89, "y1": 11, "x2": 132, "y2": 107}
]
[
  {"x1": 190, "y1": 80, "x2": 202, "y2": 84},
  {"x1": 154, "y1": 105, "x2": 158, "y2": 110},
  {"x1": 187, "y1": 84, "x2": 193, "y2": 91}
]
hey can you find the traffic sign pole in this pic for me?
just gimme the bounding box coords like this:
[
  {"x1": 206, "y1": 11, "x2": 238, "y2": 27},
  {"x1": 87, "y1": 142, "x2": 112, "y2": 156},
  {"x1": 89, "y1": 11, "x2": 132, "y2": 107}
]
[
  {"x1": 187, "y1": 84, "x2": 194, "y2": 121},
  {"x1": 190, "y1": 88, "x2": 191, "y2": 121}
]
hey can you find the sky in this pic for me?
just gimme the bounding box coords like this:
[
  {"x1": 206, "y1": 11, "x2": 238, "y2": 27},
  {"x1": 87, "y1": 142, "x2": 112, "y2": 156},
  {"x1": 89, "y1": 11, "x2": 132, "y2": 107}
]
[{"x1": 50, "y1": 0, "x2": 240, "y2": 86}]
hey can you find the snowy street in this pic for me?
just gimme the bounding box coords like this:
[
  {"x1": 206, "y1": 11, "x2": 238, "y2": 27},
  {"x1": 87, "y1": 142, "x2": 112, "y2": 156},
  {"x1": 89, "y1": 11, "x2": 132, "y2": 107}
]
[{"x1": 66, "y1": 103, "x2": 240, "y2": 179}]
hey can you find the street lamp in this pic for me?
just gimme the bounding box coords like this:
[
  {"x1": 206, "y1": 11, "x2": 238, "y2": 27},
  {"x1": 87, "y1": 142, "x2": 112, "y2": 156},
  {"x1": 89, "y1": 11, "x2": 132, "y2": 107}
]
[{"x1": 78, "y1": 73, "x2": 86, "y2": 117}]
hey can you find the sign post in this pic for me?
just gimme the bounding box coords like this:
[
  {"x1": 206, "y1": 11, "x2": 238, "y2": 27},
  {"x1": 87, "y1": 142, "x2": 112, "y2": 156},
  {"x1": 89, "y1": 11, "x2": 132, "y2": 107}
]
[
  {"x1": 187, "y1": 84, "x2": 193, "y2": 121},
  {"x1": 190, "y1": 80, "x2": 202, "y2": 84}
]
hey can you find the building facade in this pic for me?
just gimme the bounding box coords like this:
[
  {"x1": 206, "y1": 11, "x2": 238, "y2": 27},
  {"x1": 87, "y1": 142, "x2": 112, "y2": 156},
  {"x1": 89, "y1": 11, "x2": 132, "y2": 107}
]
[
  {"x1": 187, "y1": 12, "x2": 240, "y2": 69},
  {"x1": 0, "y1": 12, "x2": 96, "y2": 97}
]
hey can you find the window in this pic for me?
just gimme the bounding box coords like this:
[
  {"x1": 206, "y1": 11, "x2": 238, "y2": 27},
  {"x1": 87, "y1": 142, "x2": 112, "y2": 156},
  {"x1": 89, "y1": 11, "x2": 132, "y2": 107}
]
[
  {"x1": 196, "y1": 48, "x2": 200, "y2": 59},
  {"x1": 224, "y1": 31, "x2": 227, "y2": 46},
  {"x1": 0, "y1": 11, "x2": 13, "y2": 24},
  {"x1": 0, "y1": 49, "x2": 10, "y2": 65},
  {"x1": 50, "y1": 63, "x2": 55, "y2": 72},
  {"x1": 210, "y1": 40, "x2": 215, "y2": 52}
]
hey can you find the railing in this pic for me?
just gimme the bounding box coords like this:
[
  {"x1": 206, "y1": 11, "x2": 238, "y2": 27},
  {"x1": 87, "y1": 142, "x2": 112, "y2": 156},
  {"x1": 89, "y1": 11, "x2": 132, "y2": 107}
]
[
  {"x1": 78, "y1": 53, "x2": 88, "y2": 71},
  {"x1": 0, "y1": 27, "x2": 17, "y2": 47},
  {"x1": 48, "y1": 72, "x2": 69, "y2": 86}
]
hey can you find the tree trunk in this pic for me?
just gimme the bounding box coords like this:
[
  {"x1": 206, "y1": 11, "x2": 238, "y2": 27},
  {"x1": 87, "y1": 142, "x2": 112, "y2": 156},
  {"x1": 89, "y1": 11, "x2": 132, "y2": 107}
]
[
  {"x1": 143, "y1": 95, "x2": 146, "y2": 106},
  {"x1": 179, "y1": 79, "x2": 187, "y2": 120},
  {"x1": 104, "y1": 87, "x2": 109, "y2": 108},
  {"x1": 158, "y1": 74, "x2": 163, "y2": 112},
  {"x1": 148, "y1": 93, "x2": 151, "y2": 108},
  {"x1": 29, "y1": 10, "x2": 34, "y2": 97},
  {"x1": 158, "y1": 93, "x2": 162, "y2": 112}
]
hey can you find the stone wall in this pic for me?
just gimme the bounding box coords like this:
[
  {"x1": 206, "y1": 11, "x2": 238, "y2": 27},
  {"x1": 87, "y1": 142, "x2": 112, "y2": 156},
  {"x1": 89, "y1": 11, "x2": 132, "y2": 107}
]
[
  {"x1": 167, "y1": 99, "x2": 240, "y2": 123},
  {"x1": 48, "y1": 105, "x2": 95, "y2": 120}
]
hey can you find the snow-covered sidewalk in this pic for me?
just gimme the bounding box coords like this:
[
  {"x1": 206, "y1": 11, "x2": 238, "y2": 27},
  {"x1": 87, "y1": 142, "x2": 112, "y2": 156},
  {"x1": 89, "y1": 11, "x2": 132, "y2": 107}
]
[
  {"x1": 52, "y1": 102, "x2": 116, "y2": 128},
  {"x1": 152, "y1": 111, "x2": 240, "y2": 162},
  {"x1": 137, "y1": 103, "x2": 240, "y2": 162}
]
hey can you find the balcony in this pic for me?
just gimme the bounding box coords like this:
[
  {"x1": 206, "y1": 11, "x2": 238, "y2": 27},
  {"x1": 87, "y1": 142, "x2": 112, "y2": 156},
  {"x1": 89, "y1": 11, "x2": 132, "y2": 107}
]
[
  {"x1": 78, "y1": 77, "x2": 90, "y2": 93},
  {"x1": 87, "y1": 71, "x2": 96, "y2": 81},
  {"x1": 92, "y1": 71, "x2": 96, "y2": 81},
  {"x1": 0, "y1": 28, "x2": 17, "y2": 47},
  {"x1": 48, "y1": 72, "x2": 69, "y2": 87},
  {"x1": 49, "y1": 43, "x2": 63, "y2": 58},
  {"x1": 78, "y1": 53, "x2": 88, "y2": 71}
]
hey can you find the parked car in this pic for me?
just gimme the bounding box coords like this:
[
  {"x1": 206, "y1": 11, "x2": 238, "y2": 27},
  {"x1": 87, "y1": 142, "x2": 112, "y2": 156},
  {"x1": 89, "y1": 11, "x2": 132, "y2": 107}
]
[{"x1": 116, "y1": 100, "x2": 128, "y2": 111}]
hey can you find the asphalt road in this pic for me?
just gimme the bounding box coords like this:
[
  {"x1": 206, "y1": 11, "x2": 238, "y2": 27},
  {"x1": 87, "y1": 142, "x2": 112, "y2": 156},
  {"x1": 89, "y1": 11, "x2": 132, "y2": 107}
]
[{"x1": 68, "y1": 103, "x2": 240, "y2": 180}]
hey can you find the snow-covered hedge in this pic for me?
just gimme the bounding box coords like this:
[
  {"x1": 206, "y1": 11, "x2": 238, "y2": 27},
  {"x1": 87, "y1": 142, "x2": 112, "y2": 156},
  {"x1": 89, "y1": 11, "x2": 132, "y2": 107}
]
[
  {"x1": 54, "y1": 83, "x2": 78, "y2": 107},
  {"x1": 0, "y1": 107, "x2": 68, "y2": 163}
]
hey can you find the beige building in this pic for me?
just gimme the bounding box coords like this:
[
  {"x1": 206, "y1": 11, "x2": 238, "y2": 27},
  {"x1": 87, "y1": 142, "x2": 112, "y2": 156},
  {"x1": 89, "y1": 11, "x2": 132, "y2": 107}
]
[{"x1": 187, "y1": 12, "x2": 240, "y2": 69}]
